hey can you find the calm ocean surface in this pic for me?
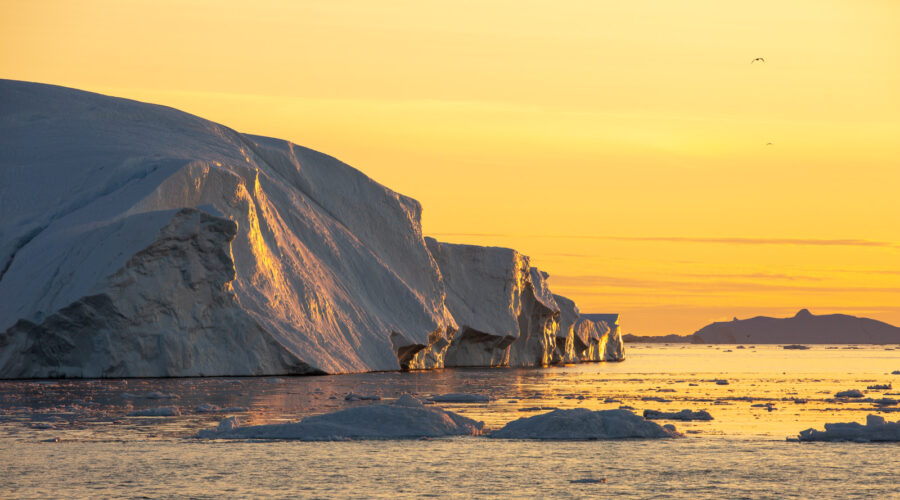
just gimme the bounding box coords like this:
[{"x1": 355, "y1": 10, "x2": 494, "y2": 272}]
[{"x1": 2, "y1": 344, "x2": 899, "y2": 498}]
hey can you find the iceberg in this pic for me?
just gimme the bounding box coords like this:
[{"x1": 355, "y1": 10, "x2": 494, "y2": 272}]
[
  {"x1": 0, "y1": 80, "x2": 454, "y2": 377},
  {"x1": 0, "y1": 80, "x2": 623, "y2": 378},
  {"x1": 196, "y1": 395, "x2": 484, "y2": 440},
  {"x1": 489, "y1": 408, "x2": 681, "y2": 439}
]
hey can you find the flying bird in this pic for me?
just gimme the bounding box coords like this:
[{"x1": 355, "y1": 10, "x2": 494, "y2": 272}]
[
  {"x1": 751, "y1": 57, "x2": 766, "y2": 63},
  {"x1": 766, "y1": 142, "x2": 773, "y2": 146}
]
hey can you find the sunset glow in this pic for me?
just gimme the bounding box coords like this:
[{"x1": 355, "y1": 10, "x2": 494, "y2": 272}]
[{"x1": 3, "y1": 0, "x2": 898, "y2": 334}]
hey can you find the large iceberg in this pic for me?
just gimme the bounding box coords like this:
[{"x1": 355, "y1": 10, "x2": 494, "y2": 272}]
[
  {"x1": 0, "y1": 80, "x2": 623, "y2": 378},
  {"x1": 0, "y1": 80, "x2": 454, "y2": 377}
]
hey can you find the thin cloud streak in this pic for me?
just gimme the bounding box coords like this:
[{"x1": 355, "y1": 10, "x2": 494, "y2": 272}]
[
  {"x1": 549, "y1": 274, "x2": 900, "y2": 294},
  {"x1": 674, "y1": 272, "x2": 824, "y2": 281},
  {"x1": 430, "y1": 233, "x2": 898, "y2": 248}
]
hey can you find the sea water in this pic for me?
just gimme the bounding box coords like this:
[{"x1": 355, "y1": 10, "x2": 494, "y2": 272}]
[{"x1": 2, "y1": 345, "x2": 899, "y2": 498}]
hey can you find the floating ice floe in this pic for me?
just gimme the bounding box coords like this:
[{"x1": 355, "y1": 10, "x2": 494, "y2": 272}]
[
  {"x1": 835, "y1": 390, "x2": 865, "y2": 398},
  {"x1": 642, "y1": 409, "x2": 713, "y2": 421},
  {"x1": 122, "y1": 392, "x2": 178, "y2": 400},
  {"x1": 569, "y1": 478, "x2": 606, "y2": 484},
  {"x1": 127, "y1": 407, "x2": 180, "y2": 417},
  {"x1": 518, "y1": 406, "x2": 558, "y2": 412},
  {"x1": 489, "y1": 409, "x2": 681, "y2": 440},
  {"x1": 196, "y1": 395, "x2": 483, "y2": 440},
  {"x1": 796, "y1": 414, "x2": 900, "y2": 442},
  {"x1": 344, "y1": 393, "x2": 381, "y2": 401},
  {"x1": 429, "y1": 393, "x2": 493, "y2": 403},
  {"x1": 853, "y1": 398, "x2": 898, "y2": 406},
  {"x1": 867, "y1": 384, "x2": 892, "y2": 390},
  {"x1": 195, "y1": 403, "x2": 249, "y2": 413}
]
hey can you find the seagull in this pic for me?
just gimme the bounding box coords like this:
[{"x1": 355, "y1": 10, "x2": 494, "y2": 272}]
[
  {"x1": 766, "y1": 142, "x2": 773, "y2": 146},
  {"x1": 751, "y1": 57, "x2": 766, "y2": 63}
]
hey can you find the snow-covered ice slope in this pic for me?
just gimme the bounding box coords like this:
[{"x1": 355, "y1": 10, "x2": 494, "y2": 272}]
[{"x1": 0, "y1": 80, "x2": 456, "y2": 377}]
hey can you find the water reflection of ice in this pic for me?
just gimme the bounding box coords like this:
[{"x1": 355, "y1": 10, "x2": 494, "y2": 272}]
[{"x1": 0, "y1": 345, "x2": 898, "y2": 443}]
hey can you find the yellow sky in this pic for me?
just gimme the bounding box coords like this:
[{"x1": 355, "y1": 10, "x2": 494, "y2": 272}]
[{"x1": 2, "y1": 0, "x2": 899, "y2": 334}]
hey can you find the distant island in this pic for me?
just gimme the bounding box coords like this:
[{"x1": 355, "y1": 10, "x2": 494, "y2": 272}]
[{"x1": 624, "y1": 309, "x2": 900, "y2": 344}]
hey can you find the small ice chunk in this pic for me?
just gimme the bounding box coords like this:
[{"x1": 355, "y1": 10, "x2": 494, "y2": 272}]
[
  {"x1": 124, "y1": 392, "x2": 178, "y2": 400},
  {"x1": 489, "y1": 408, "x2": 681, "y2": 440},
  {"x1": 195, "y1": 403, "x2": 219, "y2": 413},
  {"x1": 394, "y1": 394, "x2": 424, "y2": 407},
  {"x1": 196, "y1": 403, "x2": 249, "y2": 413},
  {"x1": 642, "y1": 409, "x2": 713, "y2": 421},
  {"x1": 835, "y1": 390, "x2": 865, "y2": 398},
  {"x1": 345, "y1": 393, "x2": 381, "y2": 401},
  {"x1": 145, "y1": 392, "x2": 178, "y2": 399},
  {"x1": 127, "y1": 407, "x2": 180, "y2": 417},
  {"x1": 218, "y1": 416, "x2": 240, "y2": 432},
  {"x1": 429, "y1": 393, "x2": 492, "y2": 403},
  {"x1": 867, "y1": 384, "x2": 892, "y2": 390}
]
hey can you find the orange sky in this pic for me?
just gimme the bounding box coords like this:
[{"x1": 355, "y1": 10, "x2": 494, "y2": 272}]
[{"x1": 2, "y1": 0, "x2": 899, "y2": 334}]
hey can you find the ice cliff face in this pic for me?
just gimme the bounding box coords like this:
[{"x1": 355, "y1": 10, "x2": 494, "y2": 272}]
[
  {"x1": 580, "y1": 313, "x2": 625, "y2": 361},
  {"x1": 425, "y1": 239, "x2": 624, "y2": 367},
  {"x1": 0, "y1": 80, "x2": 623, "y2": 378},
  {"x1": 0, "y1": 80, "x2": 454, "y2": 377},
  {"x1": 423, "y1": 239, "x2": 560, "y2": 367}
]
